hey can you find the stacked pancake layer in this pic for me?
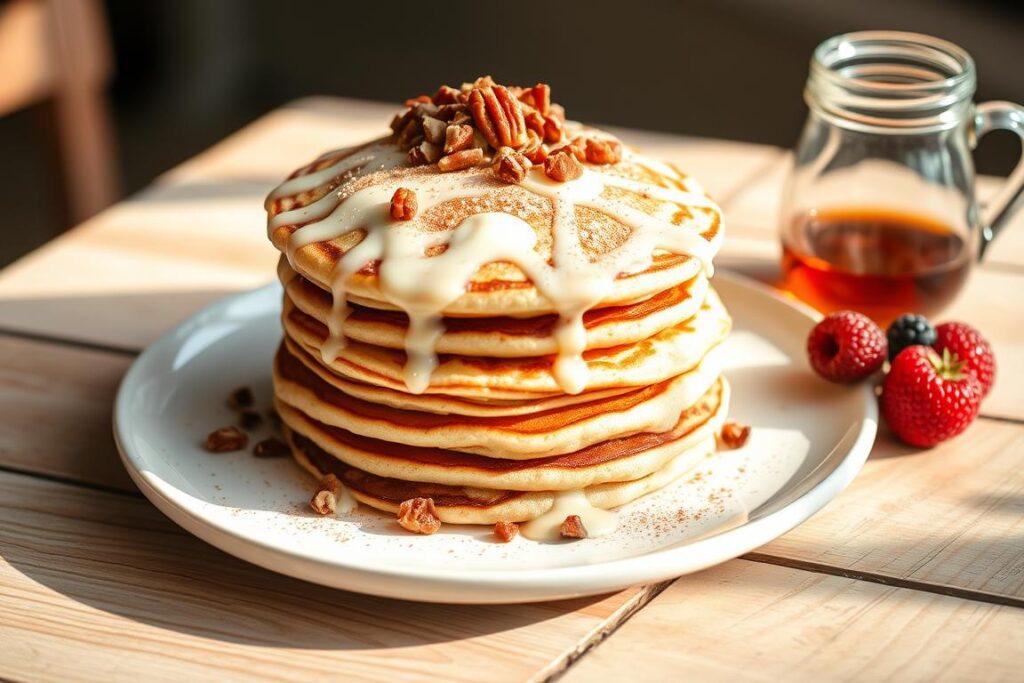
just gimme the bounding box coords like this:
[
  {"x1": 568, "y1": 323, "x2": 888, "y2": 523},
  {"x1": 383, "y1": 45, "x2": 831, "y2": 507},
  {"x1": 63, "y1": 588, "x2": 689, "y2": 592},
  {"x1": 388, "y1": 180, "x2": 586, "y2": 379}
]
[{"x1": 266, "y1": 86, "x2": 731, "y2": 536}]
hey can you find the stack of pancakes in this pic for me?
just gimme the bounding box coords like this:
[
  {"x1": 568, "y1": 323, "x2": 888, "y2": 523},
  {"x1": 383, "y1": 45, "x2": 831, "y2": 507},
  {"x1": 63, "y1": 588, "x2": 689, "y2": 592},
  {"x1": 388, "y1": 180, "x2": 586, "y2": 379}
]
[{"x1": 266, "y1": 80, "x2": 730, "y2": 533}]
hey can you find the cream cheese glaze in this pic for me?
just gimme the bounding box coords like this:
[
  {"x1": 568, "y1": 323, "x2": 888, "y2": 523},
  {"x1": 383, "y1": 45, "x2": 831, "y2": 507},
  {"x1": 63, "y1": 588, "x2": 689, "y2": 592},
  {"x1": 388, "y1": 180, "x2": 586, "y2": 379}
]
[{"x1": 267, "y1": 136, "x2": 724, "y2": 395}]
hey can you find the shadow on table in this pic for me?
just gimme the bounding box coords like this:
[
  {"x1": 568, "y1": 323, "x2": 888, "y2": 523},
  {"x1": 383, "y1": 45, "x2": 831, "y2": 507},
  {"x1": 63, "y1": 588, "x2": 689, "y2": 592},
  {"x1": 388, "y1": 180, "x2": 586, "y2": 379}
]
[{"x1": 2, "y1": 476, "x2": 608, "y2": 650}]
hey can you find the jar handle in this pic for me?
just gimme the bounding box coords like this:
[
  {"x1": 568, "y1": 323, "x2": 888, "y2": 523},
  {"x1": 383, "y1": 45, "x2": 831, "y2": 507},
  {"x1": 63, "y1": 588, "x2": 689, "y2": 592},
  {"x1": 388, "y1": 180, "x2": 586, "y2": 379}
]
[{"x1": 974, "y1": 101, "x2": 1024, "y2": 256}]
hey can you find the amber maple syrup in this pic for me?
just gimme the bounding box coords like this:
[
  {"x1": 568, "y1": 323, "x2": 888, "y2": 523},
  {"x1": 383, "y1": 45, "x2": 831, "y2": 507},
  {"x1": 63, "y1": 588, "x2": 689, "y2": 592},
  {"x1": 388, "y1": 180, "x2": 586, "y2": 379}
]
[{"x1": 781, "y1": 208, "x2": 971, "y2": 326}]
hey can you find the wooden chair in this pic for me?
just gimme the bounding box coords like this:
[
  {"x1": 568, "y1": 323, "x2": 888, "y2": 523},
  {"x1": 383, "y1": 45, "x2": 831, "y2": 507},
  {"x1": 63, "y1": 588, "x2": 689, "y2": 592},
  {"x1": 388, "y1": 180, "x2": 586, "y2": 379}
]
[{"x1": 0, "y1": 0, "x2": 119, "y2": 224}]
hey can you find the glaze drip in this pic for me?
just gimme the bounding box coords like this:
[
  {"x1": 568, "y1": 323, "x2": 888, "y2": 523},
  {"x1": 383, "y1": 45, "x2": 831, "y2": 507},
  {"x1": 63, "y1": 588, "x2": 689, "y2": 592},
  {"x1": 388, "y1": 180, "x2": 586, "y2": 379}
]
[{"x1": 267, "y1": 136, "x2": 723, "y2": 395}]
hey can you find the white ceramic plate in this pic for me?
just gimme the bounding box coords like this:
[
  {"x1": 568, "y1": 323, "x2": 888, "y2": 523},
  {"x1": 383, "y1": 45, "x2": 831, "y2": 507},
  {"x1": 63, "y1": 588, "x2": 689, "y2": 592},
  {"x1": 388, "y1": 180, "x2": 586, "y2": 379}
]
[{"x1": 114, "y1": 271, "x2": 876, "y2": 604}]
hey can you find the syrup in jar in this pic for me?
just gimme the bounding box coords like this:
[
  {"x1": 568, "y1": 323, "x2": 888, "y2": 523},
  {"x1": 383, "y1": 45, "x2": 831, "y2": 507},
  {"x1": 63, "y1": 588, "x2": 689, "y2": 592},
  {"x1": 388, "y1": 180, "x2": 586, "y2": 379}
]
[{"x1": 781, "y1": 208, "x2": 971, "y2": 326}]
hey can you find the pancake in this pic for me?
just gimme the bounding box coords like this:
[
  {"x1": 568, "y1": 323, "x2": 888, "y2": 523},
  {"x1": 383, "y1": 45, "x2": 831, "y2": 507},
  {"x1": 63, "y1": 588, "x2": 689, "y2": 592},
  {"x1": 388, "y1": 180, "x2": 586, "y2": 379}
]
[
  {"x1": 286, "y1": 425, "x2": 718, "y2": 525},
  {"x1": 282, "y1": 336, "x2": 638, "y2": 417},
  {"x1": 276, "y1": 377, "x2": 727, "y2": 491},
  {"x1": 273, "y1": 338, "x2": 724, "y2": 457},
  {"x1": 284, "y1": 263, "x2": 711, "y2": 358},
  {"x1": 266, "y1": 135, "x2": 723, "y2": 318},
  {"x1": 282, "y1": 287, "x2": 731, "y2": 399}
]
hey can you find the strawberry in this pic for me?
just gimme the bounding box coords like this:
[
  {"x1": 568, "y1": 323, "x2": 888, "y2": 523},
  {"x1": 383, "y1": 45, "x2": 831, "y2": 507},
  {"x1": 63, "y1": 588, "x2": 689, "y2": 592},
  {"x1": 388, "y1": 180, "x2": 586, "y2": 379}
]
[
  {"x1": 933, "y1": 322, "x2": 996, "y2": 397},
  {"x1": 807, "y1": 311, "x2": 887, "y2": 383},
  {"x1": 881, "y1": 346, "x2": 982, "y2": 447}
]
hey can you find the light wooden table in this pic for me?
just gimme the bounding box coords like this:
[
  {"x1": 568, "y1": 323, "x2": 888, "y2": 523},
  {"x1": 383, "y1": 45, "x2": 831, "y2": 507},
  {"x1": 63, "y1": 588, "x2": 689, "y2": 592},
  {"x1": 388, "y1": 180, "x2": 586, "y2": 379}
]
[{"x1": 2, "y1": 97, "x2": 1023, "y2": 683}]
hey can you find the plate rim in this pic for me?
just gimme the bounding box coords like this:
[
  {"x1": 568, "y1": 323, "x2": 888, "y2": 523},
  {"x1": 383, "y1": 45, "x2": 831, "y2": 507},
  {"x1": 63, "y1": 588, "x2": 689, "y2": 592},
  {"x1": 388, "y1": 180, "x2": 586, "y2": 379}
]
[{"x1": 113, "y1": 270, "x2": 877, "y2": 603}]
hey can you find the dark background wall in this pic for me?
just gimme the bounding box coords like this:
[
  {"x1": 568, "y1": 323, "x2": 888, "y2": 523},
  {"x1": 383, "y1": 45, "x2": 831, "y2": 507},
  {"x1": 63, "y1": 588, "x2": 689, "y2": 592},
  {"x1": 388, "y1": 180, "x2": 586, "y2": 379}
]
[{"x1": 3, "y1": 0, "x2": 1022, "y2": 265}]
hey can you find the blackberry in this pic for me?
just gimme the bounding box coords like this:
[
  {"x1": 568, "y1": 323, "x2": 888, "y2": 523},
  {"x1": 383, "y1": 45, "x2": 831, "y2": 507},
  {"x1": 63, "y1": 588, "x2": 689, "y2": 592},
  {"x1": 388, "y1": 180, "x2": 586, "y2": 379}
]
[{"x1": 886, "y1": 314, "x2": 937, "y2": 362}]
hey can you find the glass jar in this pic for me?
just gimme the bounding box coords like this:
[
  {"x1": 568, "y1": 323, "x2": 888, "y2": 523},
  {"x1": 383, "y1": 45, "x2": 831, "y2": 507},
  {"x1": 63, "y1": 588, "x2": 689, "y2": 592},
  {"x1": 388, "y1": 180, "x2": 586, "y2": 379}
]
[{"x1": 780, "y1": 30, "x2": 1024, "y2": 324}]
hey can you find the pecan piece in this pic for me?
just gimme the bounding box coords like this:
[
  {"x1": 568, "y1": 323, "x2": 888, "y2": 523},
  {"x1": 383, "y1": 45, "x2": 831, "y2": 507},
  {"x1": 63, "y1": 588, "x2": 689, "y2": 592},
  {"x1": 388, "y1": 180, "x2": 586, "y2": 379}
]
[
  {"x1": 310, "y1": 474, "x2": 342, "y2": 515},
  {"x1": 525, "y1": 110, "x2": 546, "y2": 139},
  {"x1": 438, "y1": 148, "x2": 484, "y2": 172},
  {"x1": 551, "y1": 137, "x2": 585, "y2": 161},
  {"x1": 395, "y1": 117, "x2": 422, "y2": 150},
  {"x1": 408, "y1": 141, "x2": 441, "y2": 166},
  {"x1": 560, "y1": 515, "x2": 587, "y2": 539},
  {"x1": 494, "y1": 521, "x2": 520, "y2": 543},
  {"x1": 542, "y1": 115, "x2": 563, "y2": 144},
  {"x1": 238, "y1": 410, "x2": 263, "y2": 431},
  {"x1": 407, "y1": 146, "x2": 428, "y2": 166},
  {"x1": 205, "y1": 426, "x2": 248, "y2": 453},
  {"x1": 525, "y1": 146, "x2": 548, "y2": 165},
  {"x1": 720, "y1": 422, "x2": 752, "y2": 449},
  {"x1": 390, "y1": 188, "x2": 417, "y2": 220},
  {"x1": 493, "y1": 85, "x2": 527, "y2": 147},
  {"x1": 397, "y1": 497, "x2": 441, "y2": 534},
  {"x1": 544, "y1": 151, "x2": 583, "y2": 182},
  {"x1": 585, "y1": 138, "x2": 623, "y2": 165},
  {"x1": 468, "y1": 87, "x2": 501, "y2": 149},
  {"x1": 469, "y1": 85, "x2": 527, "y2": 150},
  {"x1": 432, "y1": 85, "x2": 461, "y2": 105},
  {"x1": 252, "y1": 437, "x2": 290, "y2": 458},
  {"x1": 422, "y1": 116, "x2": 447, "y2": 145},
  {"x1": 404, "y1": 94, "x2": 431, "y2": 107},
  {"x1": 436, "y1": 103, "x2": 468, "y2": 121},
  {"x1": 494, "y1": 149, "x2": 532, "y2": 184},
  {"x1": 444, "y1": 123, "x2": 475, "y2": 154},
  {"x1": 226, "y1": 386, "x2": 254, "y2": 410},
  {"x1": 532, "y1": 83, "x2": 551, "y2": 116}
]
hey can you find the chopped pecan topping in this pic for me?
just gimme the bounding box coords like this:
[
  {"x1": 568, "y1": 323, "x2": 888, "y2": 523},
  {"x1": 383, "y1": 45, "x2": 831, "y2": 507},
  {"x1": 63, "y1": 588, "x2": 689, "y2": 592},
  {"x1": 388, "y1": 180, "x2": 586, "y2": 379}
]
[
  {"x1": 560, "y1": 515, "x2": 587, "y2": 539},
  {"x1": 524, "y1": 110, "x2": 546, "y2": 139},
  {"x1": 310, "y1": 474, "x2": 342, "y2": 515},
  {"x1": 438, "y1": 148, "x2": 484, "y2": 172},
  {"x1": 437, "y1": 103, "x2": 468, "y2": 121},
  {"x1": 405, "y1": 94, "x2": 431, "y2": 107},
  {"x1": 542, "y1": 115, "x2": 563, "y2": 144},
  {"x1": 227, "y1": 386, "x2": 254, "y2": 410},
  {"x1": 407, "y1": 146, "x2": 427, "y2": 166},
  {"x1": 551, "y1": 137, "x2": 585, "y2": 162},
  {"x1": 390, "y1": 78, "x2": 620, "y2": 175},
  {"x1": 494, "y1": 149, "x2": 532, "y2": 184},
  {"x1": 432, "y1": 85, "x2": 461, "y2": 105},
  {"x1": 544, "y1": 151, "x2": 583, "y2": 182},
  {"x1": 532, "y1": 83, "x2": 551, "y2": 116},
  {"x1": 205, "y1": 426, "x2": 248, "y2": 453},
  {"x1": 238, "y1": 410, "x2": 263, "y2": 431},
  {"x1": 720, "y1": 422, "x2": 752, "y2": 449},
  {"x1": 444, "y1": 124, "x2": 475, "y2": 154},
  {"x1": 395, "y1": 118, "x2": 423, "y2": 150},
  {"x1": 468, "y1": 85, "x2": 527, "y2": 150},
  {"x1": 422, "y1": 116, "x2": 447, "y2": 145},
  {"x1": 494, "y1": 521, "x2": 520, "y2": 543},
  {"x1": 252, "y1": 437, "x2": 290, "y2": 458},
  {"x1": 390, "y1": 188, "x2": 418, "y2": 220},
  {"x1": 408, "y1": 141, "x2": 441, "y2": 166},
  {"x1": 397, "y1": 497, "x2": 441, "y2": 534},
  {"x1": 585, "y1": 138, "x2": 623, "y2": 165}
]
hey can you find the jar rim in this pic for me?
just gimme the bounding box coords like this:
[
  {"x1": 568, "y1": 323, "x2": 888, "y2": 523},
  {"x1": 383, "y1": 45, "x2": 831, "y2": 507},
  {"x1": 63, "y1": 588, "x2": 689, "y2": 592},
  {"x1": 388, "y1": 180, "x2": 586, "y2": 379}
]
[{"x1": 807, "y1": 30, "x2": 977, "y2": 133}]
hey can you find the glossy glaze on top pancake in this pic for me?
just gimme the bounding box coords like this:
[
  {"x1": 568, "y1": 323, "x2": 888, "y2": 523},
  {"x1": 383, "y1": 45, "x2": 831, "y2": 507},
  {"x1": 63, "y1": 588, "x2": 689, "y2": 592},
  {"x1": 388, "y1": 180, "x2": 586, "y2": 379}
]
[{"x1": 267, "y1": 136, "x2": 723, "y2": 317}]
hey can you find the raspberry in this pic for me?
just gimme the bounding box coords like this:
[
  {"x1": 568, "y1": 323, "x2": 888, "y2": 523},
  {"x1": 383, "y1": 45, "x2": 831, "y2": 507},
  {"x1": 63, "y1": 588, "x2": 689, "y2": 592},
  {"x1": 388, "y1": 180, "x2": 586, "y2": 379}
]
[
  {"x1": 933, "y1": 322, "x2": 996, "y2": 397},
  {"x1": 807, "y1": 311, "x2": 887, "y2": 383},
  {"x1": 886, "y1": 313, "x2": 937, "y2": 362},
  {"x1": 882, "y1": 346, "x2": 982, "y2": 447}
]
